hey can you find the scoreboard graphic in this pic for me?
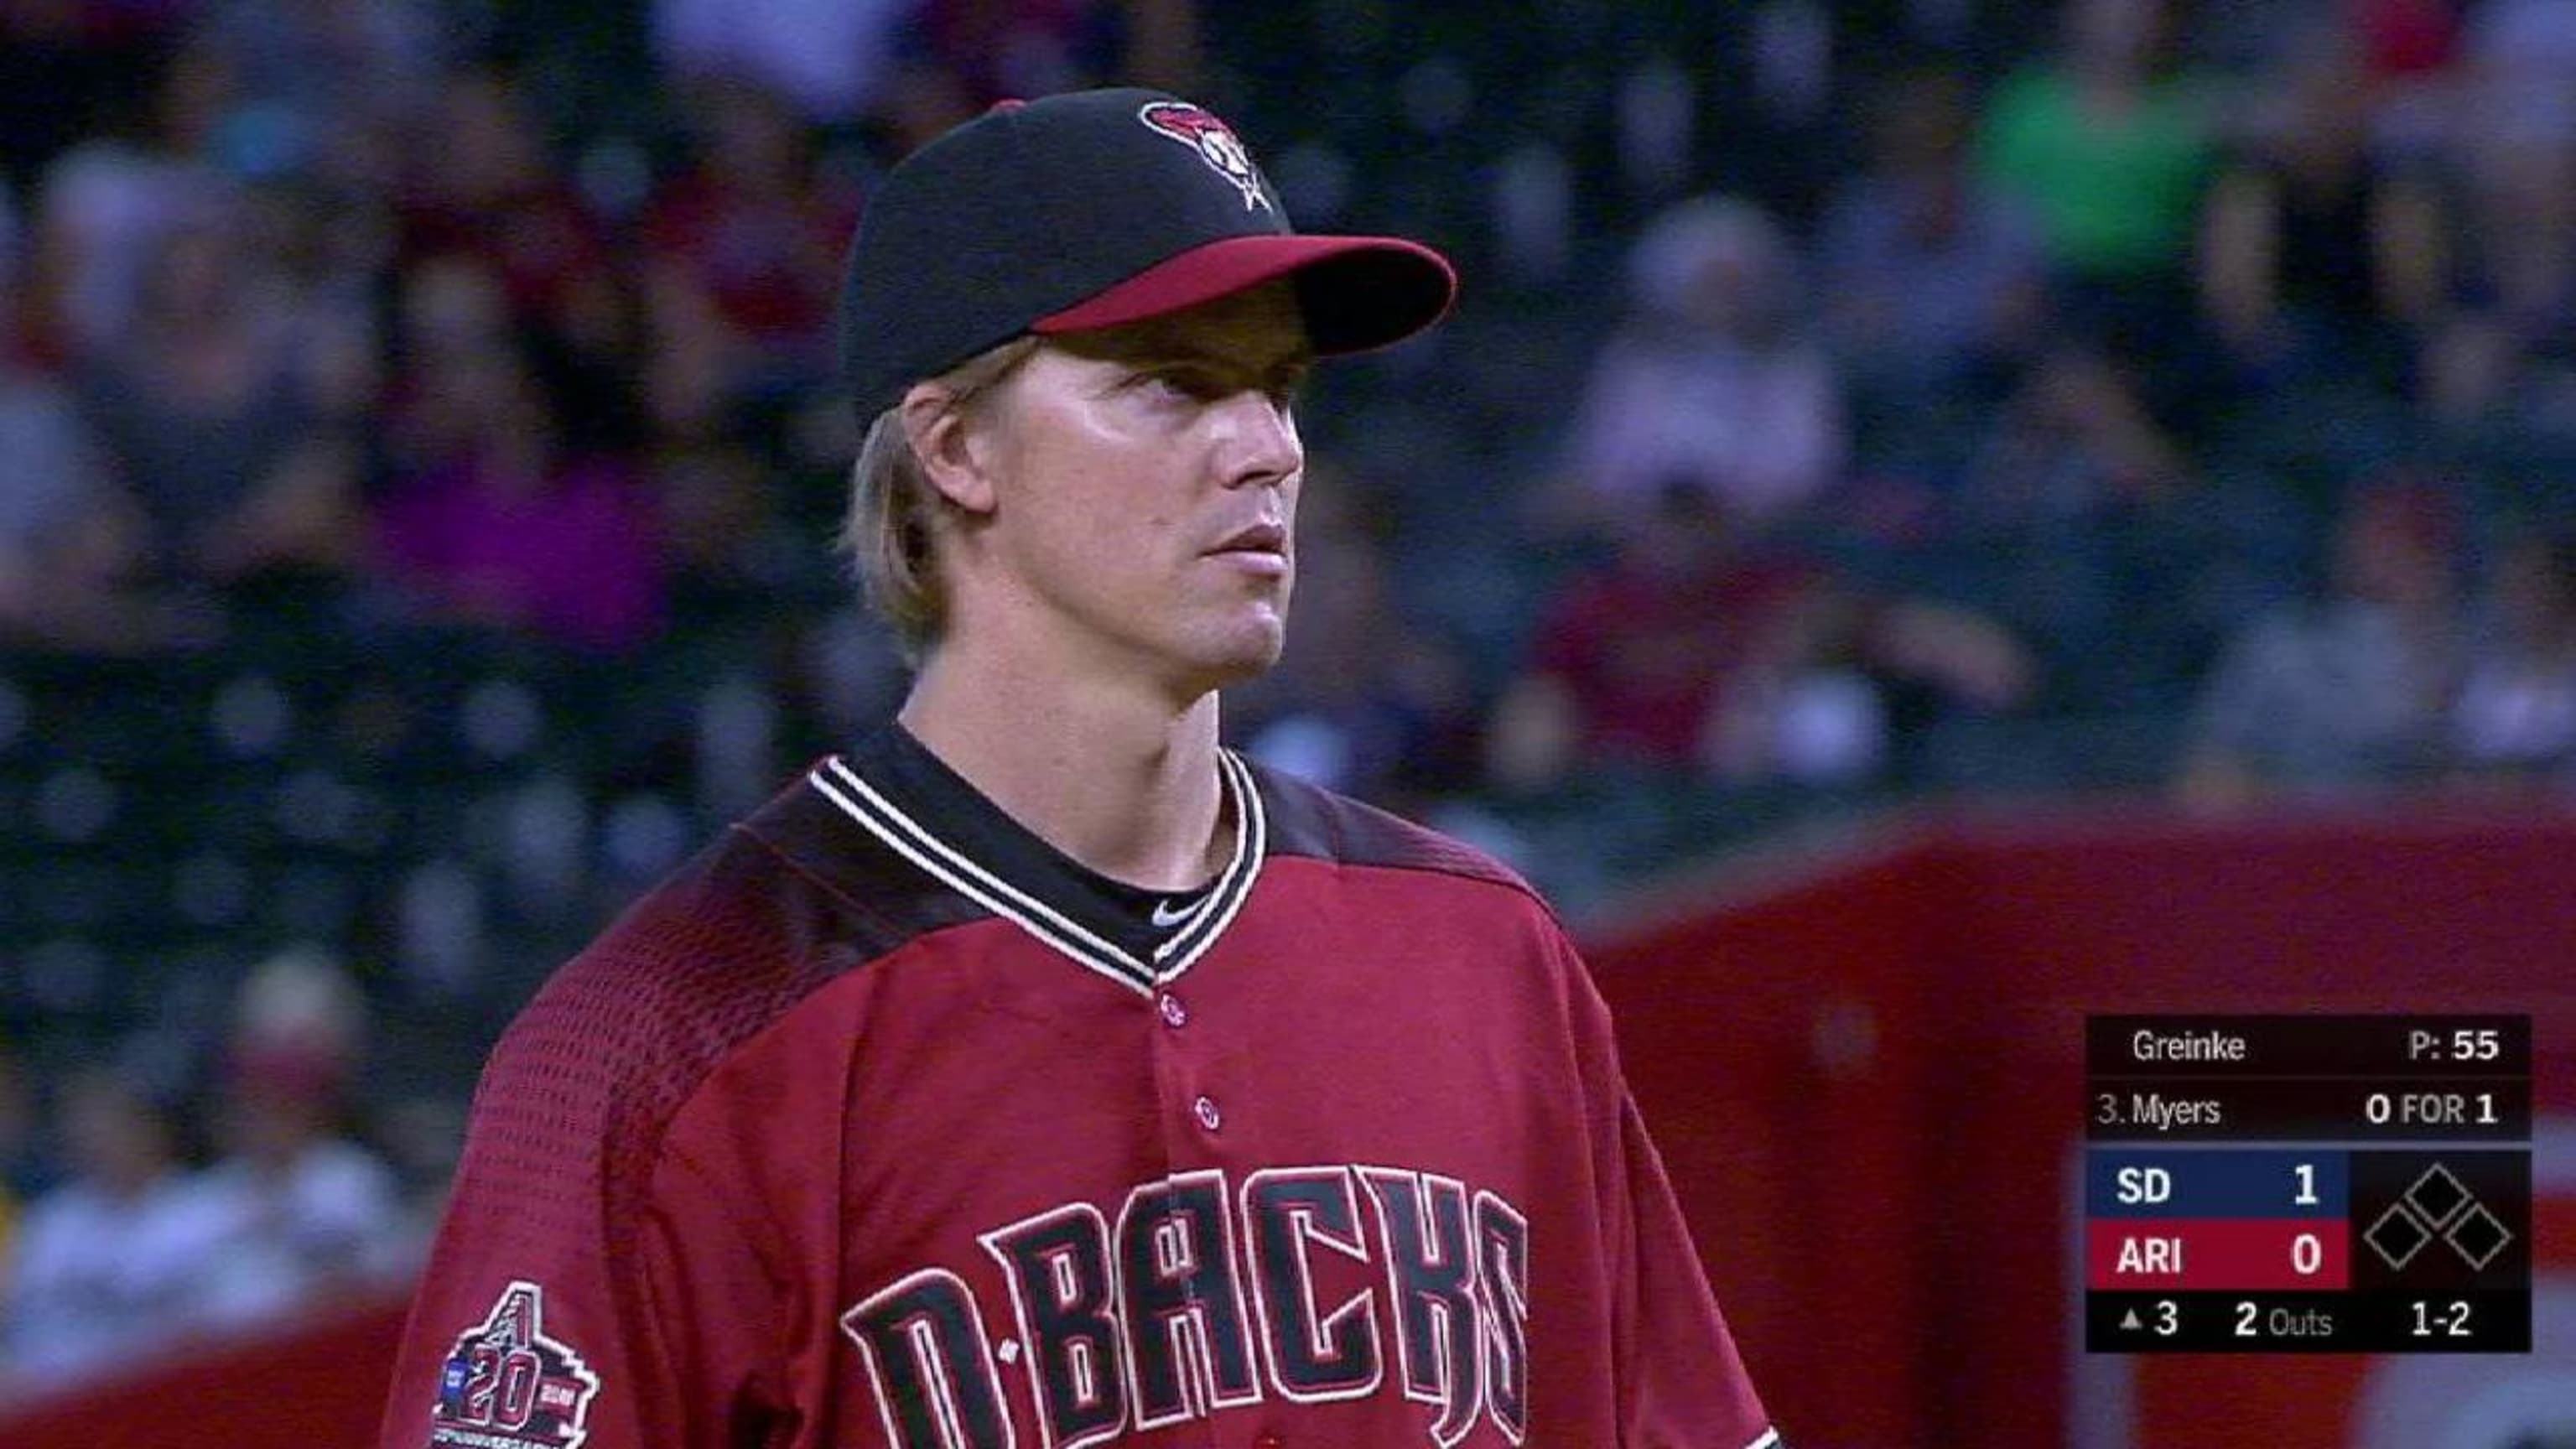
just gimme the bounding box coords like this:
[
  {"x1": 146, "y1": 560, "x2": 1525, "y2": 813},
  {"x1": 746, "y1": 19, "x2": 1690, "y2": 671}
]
[{"x1": 2084, "y1": 1015, "x2": 2533, "y2": 1353}]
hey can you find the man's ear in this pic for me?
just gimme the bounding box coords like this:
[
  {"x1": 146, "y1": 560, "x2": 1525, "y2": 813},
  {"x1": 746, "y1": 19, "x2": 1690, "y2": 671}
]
[{"x1": 900, "y1": 382, "x2": 1000, "y2": 517}]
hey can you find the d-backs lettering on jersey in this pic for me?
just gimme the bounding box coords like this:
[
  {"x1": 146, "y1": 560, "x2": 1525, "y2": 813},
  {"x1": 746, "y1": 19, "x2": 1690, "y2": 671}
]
[{"x1": 843, "y1": 1166, "x2": 1530, "y2": 1449}]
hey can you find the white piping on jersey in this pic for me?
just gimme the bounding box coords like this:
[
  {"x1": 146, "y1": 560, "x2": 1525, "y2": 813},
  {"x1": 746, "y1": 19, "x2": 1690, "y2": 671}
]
[
  {"x1": 1744, "y1": 1429, "x2": 1783, "y2": 1449},
  {"x1": 807, "y1": 749, "x2": 1265, "y2": 996},
  {"x1": 1146, "y1": 748, "x2": 1245, "y2": 948},
  {"x1": 813, "y1": 756, "x2": 1135, "y2": 974},
  {"x1": 1150, "y1": 748, "x2": 1262, "y2": 971}
]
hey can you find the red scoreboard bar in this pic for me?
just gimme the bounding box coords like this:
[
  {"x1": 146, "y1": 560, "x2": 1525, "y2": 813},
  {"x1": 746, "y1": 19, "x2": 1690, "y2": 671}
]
[{"x1": 2085, "y1": 1218, "x2": 2352, "y2": 1291}]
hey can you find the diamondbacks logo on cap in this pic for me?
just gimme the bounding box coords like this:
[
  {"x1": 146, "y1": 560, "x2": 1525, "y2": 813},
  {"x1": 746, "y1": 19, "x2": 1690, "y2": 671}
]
[
  {"x1": 429, "y1": 1280, "x2": 600, "y2": 1448},
  {"x1": 1137, "y1": 100, "x2": 1272, "y2": 213}
]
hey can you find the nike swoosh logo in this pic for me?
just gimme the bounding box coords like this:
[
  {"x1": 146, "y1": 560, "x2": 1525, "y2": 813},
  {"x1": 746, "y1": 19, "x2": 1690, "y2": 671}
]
[{"x1": 1150, "y1": 898, "x2": 1196, "y2": 928}]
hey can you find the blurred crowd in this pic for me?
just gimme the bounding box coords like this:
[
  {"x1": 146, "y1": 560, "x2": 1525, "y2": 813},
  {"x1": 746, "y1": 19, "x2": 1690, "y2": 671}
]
[
  {"x1": 0, "y1": 0, "x2": 1210, "y2": 1398},
  {"x1": 1, "y1": 0, "x2": 2574, "y2": 1394},
  {"x1": 1243, "y1": 0, "x2": 2576, "y2": 895},
  {"x1": 0, "y1": 950, "x2": 428, "y2": 1396}
]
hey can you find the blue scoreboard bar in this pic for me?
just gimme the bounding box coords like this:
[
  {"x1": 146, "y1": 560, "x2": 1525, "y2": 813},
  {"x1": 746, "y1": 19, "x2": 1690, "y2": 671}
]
[{"x1": 2085, "y1": 1149, "x2": 2348, "y2": 1218}]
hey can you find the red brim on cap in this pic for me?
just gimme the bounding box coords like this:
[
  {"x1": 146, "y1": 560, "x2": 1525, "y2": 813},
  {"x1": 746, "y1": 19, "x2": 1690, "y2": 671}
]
[{"x1": 1032, "y1": 233, "x2": 1457, "y2": 355}]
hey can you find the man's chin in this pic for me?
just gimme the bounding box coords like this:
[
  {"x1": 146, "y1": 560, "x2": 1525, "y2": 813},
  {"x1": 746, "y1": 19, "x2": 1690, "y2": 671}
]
[{"x1": 1182, "y1": 621, "x2": 1288, "y2": 694}]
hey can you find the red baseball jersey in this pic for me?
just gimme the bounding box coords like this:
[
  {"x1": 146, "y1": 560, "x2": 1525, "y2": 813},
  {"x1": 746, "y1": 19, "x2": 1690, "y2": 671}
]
[{"x1": 380, "y1": 725, "x2": 1779, "y2": 1448}]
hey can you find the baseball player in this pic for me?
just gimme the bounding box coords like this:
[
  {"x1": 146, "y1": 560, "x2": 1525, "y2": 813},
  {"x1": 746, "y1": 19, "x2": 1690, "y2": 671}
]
[{"x1": 379, "y1": 88, "x2": 1780, "y2": 1448}]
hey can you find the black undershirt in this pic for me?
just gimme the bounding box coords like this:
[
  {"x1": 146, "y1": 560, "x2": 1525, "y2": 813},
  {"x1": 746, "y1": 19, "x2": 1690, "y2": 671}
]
[{"x1": 851, "y1": 723, "x2": 1220, "y2": 960}]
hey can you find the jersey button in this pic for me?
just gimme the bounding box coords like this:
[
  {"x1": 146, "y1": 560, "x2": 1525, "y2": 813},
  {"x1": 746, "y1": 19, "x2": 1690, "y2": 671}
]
[
  {"x1": 1193, "y1": 1094, "x2": 1222, "y2": 1132},
  {"x1": 1158, "y1": 992, "x2": 1188, "y2": 1029},
  {"x1": 1254, "y1": 1434, "x2": 1284, "y2": 1449}
]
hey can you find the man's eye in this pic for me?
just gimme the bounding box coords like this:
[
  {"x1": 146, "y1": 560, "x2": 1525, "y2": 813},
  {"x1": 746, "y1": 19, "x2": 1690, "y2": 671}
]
[
  {"x1": 1140, "y1": 368, "x2": 1223, "y2": 402},
  {"x1": 1128, "y1": 363, "x2": 1304, "y2": 405}
]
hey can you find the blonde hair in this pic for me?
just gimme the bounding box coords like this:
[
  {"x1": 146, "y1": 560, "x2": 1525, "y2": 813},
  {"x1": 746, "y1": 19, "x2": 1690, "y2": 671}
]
[{"x1": 839, "y1": 336, "x2": 1041, "y2": 662}]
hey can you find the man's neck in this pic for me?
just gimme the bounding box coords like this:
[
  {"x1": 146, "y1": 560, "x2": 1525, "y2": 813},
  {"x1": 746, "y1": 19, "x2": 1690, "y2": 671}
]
[{"x1": 896, "y1": 649, "x2": 1229, "y2": 891}]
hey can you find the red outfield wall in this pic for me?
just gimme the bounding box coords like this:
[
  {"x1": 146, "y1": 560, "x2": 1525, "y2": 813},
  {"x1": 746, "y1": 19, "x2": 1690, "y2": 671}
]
[
  {"x1": 7, "y1": 799, "x2": 2572, "y2": 1446},
  {"x1": 1591, "y1": 799, "x2": 2576, "y2": 1449}
]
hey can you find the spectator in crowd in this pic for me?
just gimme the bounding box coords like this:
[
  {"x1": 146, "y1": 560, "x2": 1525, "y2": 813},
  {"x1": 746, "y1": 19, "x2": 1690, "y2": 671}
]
[
  {"x1": 75, "y1": 210, "x2": 362, "y2": 593},
  {"x1": 1975, "y1": 0, "x2": 2220, "y2": 358},
  {"x1": 31, "y1": 40, "x2": 242, "y2": 358},
  {"x1": 191, "y1": 0, "x2": 446, "y2": 184},
  {"x1": 0, "y1": 1071, "x2": 225, "y2": 1391},
  {"x1": 2351, "y1": 0, "x2": 2461, "y2": 83},
  {"x1": 1818, "y1": 67, "x2": 2047, "y2": 419},
  {"x1": 394, "y1": 74, "x2": 651, "y2": 462},
  {"x1": 652, "y1": 0, "x2": 912, "y2": 125},
  {"x1": 247, "y1": 178, "x2": 389, "y2": 423},
  {"x1": 190, "y1": 951, "x2": 413, "y2": 1330},
  {"x1": 877, "y1": 0, "x2": 1203, "y2": 153},
  {"x1": 0, "y1": 217, "x2": 208, "y2": 652},
  {"x1": 380, "y1": 250, "x2": 515, "y2": 473},
  {"x1": 392, "y1": 65, "x2": 623, "y2": 371},
  {"x1": 2416, "y1": 304, "x2": 2576, "y2": 439},
  {"x1": 2452, "y1": 522, "x2": 2576, "y2": 787},
  {"x1": 652, "y1": 438, "x2": 796, "y2": 610},
  {"x1": 1489, "y1": 482, "x2": 2028, "y2": 794},
  {"x1": 1559, "y1": 195, "x2": 1846, "y2": 534},
  {"x1": 2177, "y1": 473, "x2": 2467, "y2": 807},
  {"x1": 2412, "y1": 40, "x2": 2576, "y2": 437},
  {"x1": 639, "y1": 72, "x2": 859, "y2": 434},
  {"x1": 2461, "y1": 0, "x2": 2576, "y2": 158},
  {"x1": 1942, "y1": 342, "x2": 2303, "y2": 717},
  {"x1": 1492, "y1": 484, "x2": 1833, "y2": 790},
  {"x1": 371, "y1": 330, "x2": 666, "y2": 652},
  {"x1": 2195, "y1": 38, "x2": 2449, "y2": 387},
  {"x1": 1955, "y1": 342, "x2": 2194, "y2": 542},
  {"x1": 1232, "y1": 470, "x2": 1486, "y2": 805},
  {"x1": 0, "y1": 382, "x2": 184, "y2": 652},
  {"x1": 2340, "y1": 0, "x2": 2463, "y2": 166}
]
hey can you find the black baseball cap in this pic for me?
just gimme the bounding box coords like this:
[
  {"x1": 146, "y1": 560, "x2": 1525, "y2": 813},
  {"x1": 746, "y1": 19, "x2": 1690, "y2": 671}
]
[{"x1": 837, "y1": 88, "x2": 1457, "y2": 421}]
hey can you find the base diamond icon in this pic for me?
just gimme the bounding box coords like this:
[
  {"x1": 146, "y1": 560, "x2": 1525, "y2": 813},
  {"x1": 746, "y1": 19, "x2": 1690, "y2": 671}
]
[
  {"x1": 2403, "y1": 1164, "x2": 2471, "y2": 1229},
  {"x1": 2445, "y1": 1202, "x2": 2512, "y2": 1270},
  {"x1": 2366, "y1": 1202, "x2": 2433, "y2": 1270}
]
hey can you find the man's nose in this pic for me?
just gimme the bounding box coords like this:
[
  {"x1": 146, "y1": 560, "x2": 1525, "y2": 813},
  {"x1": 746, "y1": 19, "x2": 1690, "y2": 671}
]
[{"x1": 1214, "y1": 388, "x2": 1302, "y2": 489}]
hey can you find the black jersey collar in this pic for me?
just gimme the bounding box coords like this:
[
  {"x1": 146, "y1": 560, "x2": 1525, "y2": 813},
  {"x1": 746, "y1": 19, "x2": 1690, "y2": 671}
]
[{"x1": 805, "y1": 724, "x2": 1267, "y2": 995}]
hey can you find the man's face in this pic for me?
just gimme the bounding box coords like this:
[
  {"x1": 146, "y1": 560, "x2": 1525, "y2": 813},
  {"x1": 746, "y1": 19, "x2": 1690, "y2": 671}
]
[{"x1": 969, "y1": 282, "x2": 1312, "y2": 694}]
